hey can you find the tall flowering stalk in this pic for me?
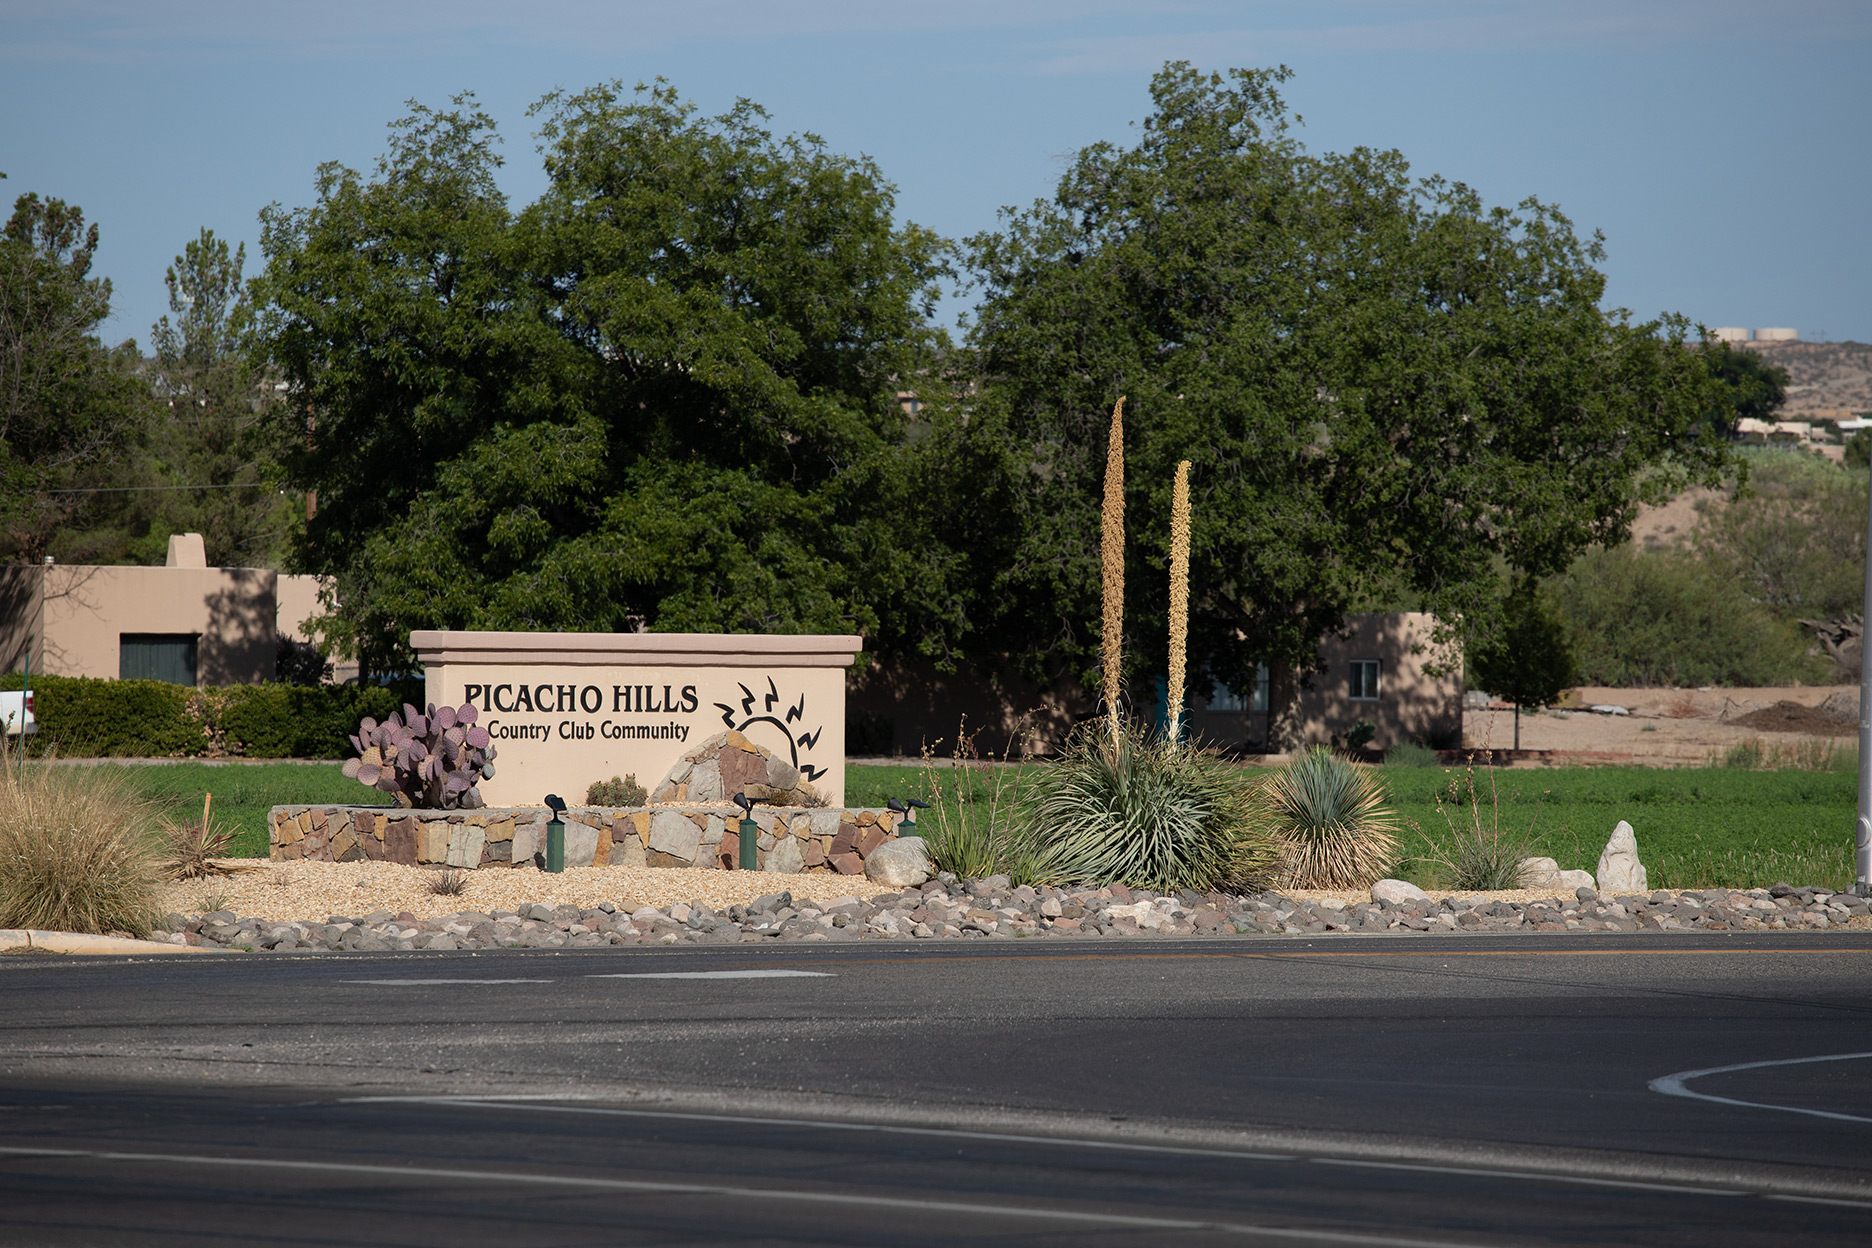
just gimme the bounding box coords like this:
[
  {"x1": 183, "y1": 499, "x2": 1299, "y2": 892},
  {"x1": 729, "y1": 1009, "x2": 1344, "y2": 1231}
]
[
  {"x1": 1166, "y1": 459, "x2": 1191, "y2": 743},
  {"x1": 1100, "y1": 398, "x2": 1126, "y2": 750}
]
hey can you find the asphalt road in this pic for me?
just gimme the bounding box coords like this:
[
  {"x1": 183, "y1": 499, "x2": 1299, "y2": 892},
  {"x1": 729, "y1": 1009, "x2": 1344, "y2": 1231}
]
[{"x1": 3, "y1": 933, "x2": 1870, "y2": 1246}]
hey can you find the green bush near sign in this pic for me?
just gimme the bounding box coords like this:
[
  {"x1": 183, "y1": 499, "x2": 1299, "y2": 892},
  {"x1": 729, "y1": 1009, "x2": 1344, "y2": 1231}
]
[{"x1": 0, "y1": 672, "x2": 423, "y2": 759}]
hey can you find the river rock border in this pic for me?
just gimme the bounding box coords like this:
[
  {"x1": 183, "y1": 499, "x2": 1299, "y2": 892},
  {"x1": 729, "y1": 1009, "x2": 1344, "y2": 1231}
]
[
  {"x1": 150, "y1": 879, "x2": 1872, "y2": 951},
  {"x1": 269, "y1": 805, "x2": 907, "y2": 874}
]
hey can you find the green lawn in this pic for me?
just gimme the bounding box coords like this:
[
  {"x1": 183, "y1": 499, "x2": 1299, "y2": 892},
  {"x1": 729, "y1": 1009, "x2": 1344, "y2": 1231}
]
[
  {"x1": 88, "y1": 761, "x2": 384, "y2": 858},
  {"x1": 83, "y1": 757, "x2": 1859, "y2": 889},
  {"x1": 1379, "y1": 761, "x2": 1856, "y2": 890}
]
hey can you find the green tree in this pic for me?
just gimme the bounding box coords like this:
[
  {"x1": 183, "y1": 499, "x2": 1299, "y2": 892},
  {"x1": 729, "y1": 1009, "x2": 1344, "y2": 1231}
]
[
  {"x1": 142, "y1": 228, "x2": 289, "y2": 567},
  {"x1": 1549, "y1": 545, "x2": 1817, "y2": 687},
  {"x1": 0, "y1": 185, "x2": 154, "y2": 561},
  {"x1": 1704, "y1": 343, "x2": 1789, "y2": 437},
  {"x1": 1468, "y1": 576, "x2": 1578, "y2": 750},
  {"x1": 954, "y1": 63, "x2": 1733, "y2": 742},
  {"x1": 252, "y1": 86, "x2": 949, "y2": 675}
]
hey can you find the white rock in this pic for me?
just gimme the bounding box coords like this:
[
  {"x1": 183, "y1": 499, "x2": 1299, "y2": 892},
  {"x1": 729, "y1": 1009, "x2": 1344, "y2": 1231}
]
[
  {"x1": 1557, "y1": 869, "x2": 1597, "y2": 891},
  {"x1": 1518, "y1": 856, "x2": 1562, "y2": 887},
  {"x1": 1104, "y1": 901, "x2": 1153, "y2": 921},
  {"x1": 1371, "y1": 879, "x2": 1431, "y2": 905},
  {"x1": 1590, "y1": 704, "x2": 1630, "y2": 716},
  {"x1": 863, "y1": 836, "x2": 932, "y2": 887},
  {"x1": 1597, "y1": 821, "x2": 1648, "y2": 892}
]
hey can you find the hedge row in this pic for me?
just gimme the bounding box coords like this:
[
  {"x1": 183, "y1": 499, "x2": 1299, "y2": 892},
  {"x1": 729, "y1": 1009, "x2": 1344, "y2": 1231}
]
[{"x1": 0, "y1": 673, "x2": 425, "y2": 759}]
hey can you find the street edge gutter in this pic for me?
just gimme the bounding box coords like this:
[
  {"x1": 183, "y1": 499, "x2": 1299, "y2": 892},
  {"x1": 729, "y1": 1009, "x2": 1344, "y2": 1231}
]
[{"x1": 0, "y1": 930, "x2": 207, "y2": 955}]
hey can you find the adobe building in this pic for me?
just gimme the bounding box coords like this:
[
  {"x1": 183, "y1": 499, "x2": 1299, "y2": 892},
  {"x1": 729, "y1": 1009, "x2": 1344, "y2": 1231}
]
[
  {"x1": 849, "y1": 612, "x2": 1462, "y2": 757},
  {"x1": 0, "y1": 533, "x2": 325, "y2": 686}
]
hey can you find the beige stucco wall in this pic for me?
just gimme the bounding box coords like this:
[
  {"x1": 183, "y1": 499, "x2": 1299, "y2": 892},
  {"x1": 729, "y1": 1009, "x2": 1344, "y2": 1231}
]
[
  {"x1": 413, "y1": 631, "x2": 860, "y2": 808},
  {"x1": 1188, "y1": 612, "x2": 1462, "y2": 751},
  {"x1": 274, "y1": 574, "x2": 327, "y2": 644},
  {"x1": 0, "y1": 554, "x2": 335, "y2": 686}
]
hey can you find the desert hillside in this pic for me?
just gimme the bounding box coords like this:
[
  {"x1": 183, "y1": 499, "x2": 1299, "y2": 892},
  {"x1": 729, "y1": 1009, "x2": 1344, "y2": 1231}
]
[{"x1": 1746, "y1": 339, "x2": 1872, "y2": 419}]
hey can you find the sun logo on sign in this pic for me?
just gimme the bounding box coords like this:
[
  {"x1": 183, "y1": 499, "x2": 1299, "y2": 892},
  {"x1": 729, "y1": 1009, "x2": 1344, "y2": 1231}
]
[{"x1": 714, "y1": 677, "x2": 827, "y2": 782}]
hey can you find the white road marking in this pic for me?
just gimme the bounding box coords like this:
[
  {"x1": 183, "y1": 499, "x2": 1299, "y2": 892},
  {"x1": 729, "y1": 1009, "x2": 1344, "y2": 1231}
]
[
  {"x1": 342, "y1": 979, "x2": 552, "y2": 985},
  {"x1": 584, "y1": 970, "x2": 835, "y2": 979},
  {"x1": 0, "y1": 1144, "x2": 1495, "y2": 1246},
  {"x1": 343, "y1": 1096, "x2": 1298, "y2": 1161},
  {"x1": 344, "y1": 1096, "x2": 1837, "y2": 1201},
  {"x1": 1650, "y1": 1051, "x2": 1872, "y2": 1125},
  {"x1": 1313, "y1": 1157, "x2": 1744, "y2": 1197}
]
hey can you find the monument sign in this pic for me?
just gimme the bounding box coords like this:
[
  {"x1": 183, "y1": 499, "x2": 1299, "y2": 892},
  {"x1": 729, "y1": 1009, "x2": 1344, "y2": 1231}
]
[{"x1": 412, "y1": 631, "x2": 861, "y2": 807}]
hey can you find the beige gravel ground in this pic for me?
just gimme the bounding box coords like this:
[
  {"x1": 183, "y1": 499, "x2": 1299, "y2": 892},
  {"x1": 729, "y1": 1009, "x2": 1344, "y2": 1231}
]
[
  {"x1": 158, "y1": 860, "x2": 1619, "y2": 922},
  {"x1": 158, "y1": 860, "x2": 866, "y2": 921},
  {"x1": 1463, "y1": 683, "x2": 1859, "y2": 766}
]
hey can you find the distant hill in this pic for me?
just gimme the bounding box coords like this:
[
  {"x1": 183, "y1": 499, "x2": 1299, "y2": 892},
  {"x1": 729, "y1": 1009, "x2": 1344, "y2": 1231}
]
[{"x1": 1745, "y1": 340, "x2": 1872, "y2": 419}]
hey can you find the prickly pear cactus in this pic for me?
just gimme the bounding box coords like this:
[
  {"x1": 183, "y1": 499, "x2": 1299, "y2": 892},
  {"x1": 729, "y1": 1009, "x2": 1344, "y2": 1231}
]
[{"x1": 340, "y1": 701, "x2": 497, "y2": 810}]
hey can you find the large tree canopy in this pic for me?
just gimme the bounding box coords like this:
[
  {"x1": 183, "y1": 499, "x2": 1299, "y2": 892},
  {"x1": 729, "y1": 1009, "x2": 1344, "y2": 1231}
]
[
  {"x1": 0, "y1": 187, "x2": 153, "y2": 561},
  {"x1": 253, "y1": 85, "x2": 949, "y2": 674},
  {"x1": 947, "y1": 63, "x2": 1733, "y2": 737}
]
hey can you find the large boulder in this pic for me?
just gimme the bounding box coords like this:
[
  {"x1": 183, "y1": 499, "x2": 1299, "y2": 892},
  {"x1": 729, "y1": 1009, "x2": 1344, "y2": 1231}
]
[
  {"x1": 651, "y1": 731, "x2": 823, "y2": 806},
  {"x1": 863, "y1": 836, "x2": 931, "y2": 888},
  {"x1": 1519, "y1": 857, "x2": 1596, "y2": 892},
  {"x1": 1596, "y1": 820, "x2": 1648, "y2": 892},
  {"x1": 1371, "y1": 879, "x2": 1431, "y2": 905},
  {"x1": 765, "y1": 835, "x2": 805, "y2": 874}
]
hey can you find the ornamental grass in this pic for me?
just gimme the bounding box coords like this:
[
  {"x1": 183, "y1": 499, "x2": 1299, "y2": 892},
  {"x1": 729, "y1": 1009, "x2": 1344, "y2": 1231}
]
[
  {"x1": 1023, "y1": 722, "x2": 1280, "y2": 894},
  {"x1": 0, "y1": 747, "x2": 161, "y2": 936},
  {"x1": 1264, "y1": 746, "x2": 1399, "y2": 890}
]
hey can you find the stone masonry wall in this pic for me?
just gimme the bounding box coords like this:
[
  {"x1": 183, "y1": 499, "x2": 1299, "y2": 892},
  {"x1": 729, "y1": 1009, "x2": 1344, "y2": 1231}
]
[{"x1": 270, "y1": 804, "x2": 909, "y2": 875}]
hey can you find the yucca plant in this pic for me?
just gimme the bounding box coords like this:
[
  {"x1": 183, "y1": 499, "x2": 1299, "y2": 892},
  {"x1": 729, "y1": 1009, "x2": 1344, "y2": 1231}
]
[
  {"x1": 1023, "y1": 722, "x2": 1280, "y2": 893},
  {"x1": 0, "y1": 745, "x2": 161, "y2": 936},
  {"x1": 1264, "y1": 746, "x2": 1399, "y2": 889},
  {"x1": 159, "y1": 791, "x2": 255, "y2": 880}
]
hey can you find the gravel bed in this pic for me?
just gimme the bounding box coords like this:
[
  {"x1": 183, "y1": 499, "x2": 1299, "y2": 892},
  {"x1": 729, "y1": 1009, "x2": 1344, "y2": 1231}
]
[{"x1": 148, "y1": 870, "x2": 1872, "y2": 952}]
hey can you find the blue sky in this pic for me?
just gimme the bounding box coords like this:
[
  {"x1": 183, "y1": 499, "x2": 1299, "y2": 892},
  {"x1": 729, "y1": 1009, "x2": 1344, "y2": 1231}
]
[{"x1": 3, "y1": 0, "x2": 1868, "y2": 345}]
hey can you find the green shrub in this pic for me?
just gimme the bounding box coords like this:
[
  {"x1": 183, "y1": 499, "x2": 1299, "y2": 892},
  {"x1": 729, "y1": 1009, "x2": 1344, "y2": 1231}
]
[
  {"x1": 218, "y1": 683, "x2": 412, "y2": 758},
  {"x1": 0, "y1": 747, "x2": 161, "y2": 935},
  {"x1": 1549, "y1": 546, "x2": 1820, "y2": 686},
  {"x1": 0, "y1": 673, "x2": 421, "y2": 759},
  {"x1": 1695, "y1": 448, "x2": 1867, "y2": 624},
  {"x1": 1383, "y1": 740, "x2": 1440, "y2": 768},
  {"x1": 2, "y1": 674, "x2": 202, "y2": 757},
  {"x1": 1263, "y1": 747, "x2": 1398, "y2": 889},
  {"x1": 1021, "y1": 724, "x2": 1278, "y2": 893},
  {"x1": 586, "y1": 775, "x2": 648, "y2": 806}
]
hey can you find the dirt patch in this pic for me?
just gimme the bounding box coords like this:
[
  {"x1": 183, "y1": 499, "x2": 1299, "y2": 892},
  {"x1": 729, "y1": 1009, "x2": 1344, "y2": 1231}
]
[{"x1": 1727, "y1": 700, "x2": 1856, "y2": 737}]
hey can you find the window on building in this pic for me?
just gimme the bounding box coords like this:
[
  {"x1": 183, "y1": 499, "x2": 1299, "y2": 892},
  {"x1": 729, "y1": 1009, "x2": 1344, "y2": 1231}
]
[
  {"x1": 1349, "y1": 659, "x2": 1380, "y2": 701},
  {"x1": 120, "y1": 634, "x2": 198, "y2": 686},
  {"x1": 1208, "y1": 664, "x2": 1271, "y2": 713}
]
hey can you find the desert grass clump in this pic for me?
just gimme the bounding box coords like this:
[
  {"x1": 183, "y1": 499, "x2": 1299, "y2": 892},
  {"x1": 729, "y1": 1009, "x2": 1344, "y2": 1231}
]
[
  {"x1": 428, "y1": 866, "x2": 469, "y2": 896},
  {"x1": 0, "y1": 751, "x2": 161, "y2": 936},
  {"x1": 1023, "y1": 723, "x2": 1280, "y2": 893},
  {"x1": 1264, "y1": 747, "x2": 1399, "y2": 889},
  {"x1": 1425, "y1": 753, "x2": 1547, "y2": 891},
  {"x1": 917, "y1": 723, "x2": 1033, "y2": 881}
]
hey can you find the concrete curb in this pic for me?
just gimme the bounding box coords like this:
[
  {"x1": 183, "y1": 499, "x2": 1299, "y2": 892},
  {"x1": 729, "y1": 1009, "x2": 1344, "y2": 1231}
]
[{"x1": 0, "y1": 929, "x2": 207, "y2": 955}]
